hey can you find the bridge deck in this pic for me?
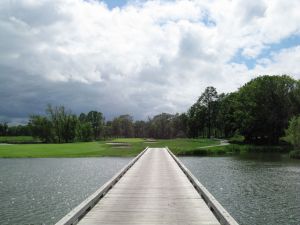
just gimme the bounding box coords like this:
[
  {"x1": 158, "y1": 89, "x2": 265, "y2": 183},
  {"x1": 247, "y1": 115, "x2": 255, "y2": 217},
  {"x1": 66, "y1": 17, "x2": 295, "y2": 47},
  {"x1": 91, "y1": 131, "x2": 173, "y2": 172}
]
[{"x1": 77, "y1": 148, "x2": 220, "y2": 225}]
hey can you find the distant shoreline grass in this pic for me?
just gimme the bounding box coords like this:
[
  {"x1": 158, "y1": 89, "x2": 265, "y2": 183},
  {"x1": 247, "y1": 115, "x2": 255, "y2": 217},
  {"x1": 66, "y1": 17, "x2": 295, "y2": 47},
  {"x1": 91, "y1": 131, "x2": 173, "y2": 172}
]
[
  {"x1": 175, "y1": 138, "x2": 293, "y2": 156},
  {"x1": 0, "y1": 138, "x2": 219, "y2": 158},
  {"x1": 0, "y1": 136, "x2": 40, "y2": 144},
  {"x1": 0, "y1": 137, "x2": 294, "y2": 158}
]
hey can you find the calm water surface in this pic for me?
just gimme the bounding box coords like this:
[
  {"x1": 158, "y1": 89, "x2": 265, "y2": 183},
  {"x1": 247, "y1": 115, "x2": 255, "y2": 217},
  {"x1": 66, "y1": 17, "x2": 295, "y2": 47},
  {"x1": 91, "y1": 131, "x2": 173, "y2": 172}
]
[
  {"x1": 0, "y1": 158, "x2": 131, "y2": 225},
  {"x1": 180, "y1": 154, "x2": 300, "y2": 225}
]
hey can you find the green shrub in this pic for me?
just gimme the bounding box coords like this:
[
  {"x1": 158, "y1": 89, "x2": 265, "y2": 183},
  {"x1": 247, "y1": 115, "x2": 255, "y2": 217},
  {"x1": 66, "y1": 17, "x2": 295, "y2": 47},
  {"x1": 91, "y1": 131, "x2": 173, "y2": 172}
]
[
  {"x1": 290, "y1": 150, "x2": 300, "y2": 159},
  {"x1": 284, "y1": 116, "x2": 300, "y2": 149},
  {"x1": 229, "y1": 135, "x2": 245, "y2": 144}
]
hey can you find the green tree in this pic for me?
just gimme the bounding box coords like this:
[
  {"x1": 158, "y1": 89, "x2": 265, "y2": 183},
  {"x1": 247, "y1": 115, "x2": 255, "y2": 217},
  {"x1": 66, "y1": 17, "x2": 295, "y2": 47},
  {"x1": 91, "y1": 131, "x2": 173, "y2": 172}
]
[
  {"x1": 216, "y1": 93, "x2": 239, "y2": 137},
  {"x1": 76, "y1": 122, "x2": 93, "y2": 142},
  {"x1": 111, "y1": 115, "x2": 134, "y2": 138},
  {"x1": 291, "y1": 80, "x2": 300, "y2": 115},
  {"x1": 171, "y1": 113, "x2": 188, "y2": 138},
  {"x1": 284, "y1": 116, "x2": 300, "y2": 148},
  {"x1": 187, "y1": 87, "x2": 219, "y2": 138},
  {"x1": 29, "y1": 115, "x2": 53, "y2": 142},
  {"x1": 237, "y1": 75, "x2": 297, "y2": 144},
  {"x1": 119, "y1": 115, "x2": 134, "y2": 138},
  {"x1": 187, "y1": 103, "x2": 206, "y2": 138},
  {"x1": 79, "y1": 113, "x2": 87, "y2": 122},
  {"x1": 46, "y1": 105, "x2": 77, "y2": 143},
  {"x1": 7, "y1": 125, "x2": 30, "y2": 136},
  {"x1": 197, "y1": 86, "x2": 218, "y2": 138},
  {"x1": 86, "y1": 111, "x2": 104, "y2": 140},
  {"x1": 0, "y1": 122, "x2": 8, "y2": 136},
  {"x1": 103, "y1": 121, "x2": 113, "y2": 138},
  {"x1": 148, "y1": 113, "x2": 173, "y2": 139},
  {"x1": 112, "y1": 117, "x2": 121, "y2": 137},
  {"x1": 134, "y1": 120, "x2": 147, "y2": 138}
]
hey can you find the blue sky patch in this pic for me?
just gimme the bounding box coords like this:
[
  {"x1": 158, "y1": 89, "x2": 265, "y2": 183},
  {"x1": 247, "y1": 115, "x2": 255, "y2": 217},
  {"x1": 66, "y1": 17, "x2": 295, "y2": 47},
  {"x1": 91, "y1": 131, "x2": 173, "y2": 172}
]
[
  {"x1": 230, "y1": 34, "x2": 300, "y2": 69},
  {"x1": 100, "y1": 0, "x2": 129, "y2": 9},
  {"x1": 201, "y1": 10, "x2": 216, "y2": 27},
  {"x1": 259, "y1": 35, "x2": 300, "y2": 58},
  {"x1": 230, "y1": 49, "x2": 257, "y2": 69}
]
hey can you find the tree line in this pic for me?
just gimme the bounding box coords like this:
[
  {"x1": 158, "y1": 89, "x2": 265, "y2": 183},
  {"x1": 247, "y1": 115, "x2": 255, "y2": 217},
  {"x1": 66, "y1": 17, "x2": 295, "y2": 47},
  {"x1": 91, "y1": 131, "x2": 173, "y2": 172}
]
[
  {"x1": 0, "y1": 107, "x2": 188, "y2": 143},
  {"x1": 1, "y1": 75, "x2": 299, "y2": 144},
  {"x1": 187, "y1": 75, "x2": 300, "y2": 144},
  {"x1": 0, "y1": 122, "x2": 30, "y2": 136},
  {"x1": 30, "y1": 108, "x2": 189, "y2": 142}
]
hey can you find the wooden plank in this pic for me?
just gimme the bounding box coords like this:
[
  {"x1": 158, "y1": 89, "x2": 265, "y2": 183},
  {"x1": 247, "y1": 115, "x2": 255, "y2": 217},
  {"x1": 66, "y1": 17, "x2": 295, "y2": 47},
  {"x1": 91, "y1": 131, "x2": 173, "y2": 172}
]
[
  {"x1": 55, "y1": 147, "x2": 148, "y2": 225},
  {"x1": 77, "y1": 148, "x2": 221, "y2": 225}
]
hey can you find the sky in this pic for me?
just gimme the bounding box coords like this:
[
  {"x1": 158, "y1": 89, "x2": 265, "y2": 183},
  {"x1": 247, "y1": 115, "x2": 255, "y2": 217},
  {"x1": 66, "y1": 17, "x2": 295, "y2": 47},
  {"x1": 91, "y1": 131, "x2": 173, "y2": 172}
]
[{"x1": 1, "y1": 0, "x2": 300, "y2": 124}]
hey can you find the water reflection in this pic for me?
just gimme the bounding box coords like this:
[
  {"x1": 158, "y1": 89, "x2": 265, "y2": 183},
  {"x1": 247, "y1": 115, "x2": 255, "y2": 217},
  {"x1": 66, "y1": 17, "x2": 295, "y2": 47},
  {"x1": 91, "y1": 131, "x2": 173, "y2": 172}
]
[{"x1": 236, "y1": 152, "x2": 291, "y2": 162}]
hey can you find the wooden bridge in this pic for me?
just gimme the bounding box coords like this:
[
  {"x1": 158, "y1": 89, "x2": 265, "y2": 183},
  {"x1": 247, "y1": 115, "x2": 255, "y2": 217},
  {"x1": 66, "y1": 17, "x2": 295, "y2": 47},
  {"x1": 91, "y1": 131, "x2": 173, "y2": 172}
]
[{"x1": 56, "y1": 148, "x2": 239, "y2": 225}]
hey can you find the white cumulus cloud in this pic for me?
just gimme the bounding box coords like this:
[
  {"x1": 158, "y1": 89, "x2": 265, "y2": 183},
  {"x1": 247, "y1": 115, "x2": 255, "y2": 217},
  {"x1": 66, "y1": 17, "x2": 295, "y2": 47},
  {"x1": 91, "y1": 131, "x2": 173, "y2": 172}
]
[{"x1": 0, "y1": 0, "x2": 300, "y2": 122}]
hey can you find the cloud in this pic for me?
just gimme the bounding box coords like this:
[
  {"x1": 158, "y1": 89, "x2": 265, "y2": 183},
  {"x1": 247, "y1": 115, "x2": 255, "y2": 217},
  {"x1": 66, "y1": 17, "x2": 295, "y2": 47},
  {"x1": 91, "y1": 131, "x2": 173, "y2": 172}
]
[
  {"x1": 254, "y1": 46, "x2": 300, "y2": 75},
  {"x1": 0, "y1": 0, "x2": 300, "y2": 123}
]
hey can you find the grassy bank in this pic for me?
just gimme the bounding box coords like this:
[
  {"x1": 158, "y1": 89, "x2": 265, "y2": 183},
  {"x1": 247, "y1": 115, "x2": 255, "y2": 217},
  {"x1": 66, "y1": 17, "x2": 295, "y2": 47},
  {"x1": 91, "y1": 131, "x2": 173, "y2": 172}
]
[
  {"x1": 0, "y1": 138, "x2": 219, "y2": 158},
  {"x1": 176, "y1": 143, "x2": 293, "y2": 156}
]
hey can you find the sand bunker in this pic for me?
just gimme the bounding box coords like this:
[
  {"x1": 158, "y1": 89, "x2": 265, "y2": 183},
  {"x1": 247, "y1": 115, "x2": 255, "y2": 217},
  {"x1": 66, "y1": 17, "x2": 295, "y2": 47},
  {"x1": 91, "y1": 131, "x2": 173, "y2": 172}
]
[
  {"x1": 144, "y1": 139, "x2": 157, "y2": 143},
  {"x1": 106, "y1": 142, "x2": 132, "y2": 149}
]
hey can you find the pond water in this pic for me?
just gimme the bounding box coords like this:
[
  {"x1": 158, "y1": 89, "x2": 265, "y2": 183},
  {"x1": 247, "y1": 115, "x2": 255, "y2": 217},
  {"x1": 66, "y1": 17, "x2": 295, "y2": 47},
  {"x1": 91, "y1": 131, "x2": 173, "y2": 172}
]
[
  {"x1": 0, "y1": 158, "x2": 131, "y2": 225},
  {"x1": 0, "y1": 154, "x2": 299, "y2": 225},
  {"x1": 180, "y1": 153, "x2": 300, "y2": 225}
]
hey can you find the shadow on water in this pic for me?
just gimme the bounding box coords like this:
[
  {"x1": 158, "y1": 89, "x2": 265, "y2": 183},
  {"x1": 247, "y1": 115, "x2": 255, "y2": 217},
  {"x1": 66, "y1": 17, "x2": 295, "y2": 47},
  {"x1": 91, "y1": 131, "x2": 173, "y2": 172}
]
[{"x1": 234, "y1": 152, "x2": 291, "y2": 162}]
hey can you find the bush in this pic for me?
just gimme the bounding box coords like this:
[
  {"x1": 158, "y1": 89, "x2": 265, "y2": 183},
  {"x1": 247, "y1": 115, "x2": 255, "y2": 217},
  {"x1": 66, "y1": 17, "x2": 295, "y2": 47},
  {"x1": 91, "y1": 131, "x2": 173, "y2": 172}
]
[
  {"x1": 284, "y1": 116, "x2": 300, "y2": 149},
  {"x1": 290, "y1": 150, "x2": 300, "y2": 159},
  {"x1": 229, "y1": 135, "x2": 245, "y2": 144}
]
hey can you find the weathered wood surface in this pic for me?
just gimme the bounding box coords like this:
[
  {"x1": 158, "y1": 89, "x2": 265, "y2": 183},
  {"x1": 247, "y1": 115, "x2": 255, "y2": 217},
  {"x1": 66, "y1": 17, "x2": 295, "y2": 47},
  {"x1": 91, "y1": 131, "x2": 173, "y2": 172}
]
[
  {"x1": 55, "y1": 148, "x2": 148, "y2": 225},
  {"x1": 77, "y1": 148, "x2": 221, "y2": 225}
]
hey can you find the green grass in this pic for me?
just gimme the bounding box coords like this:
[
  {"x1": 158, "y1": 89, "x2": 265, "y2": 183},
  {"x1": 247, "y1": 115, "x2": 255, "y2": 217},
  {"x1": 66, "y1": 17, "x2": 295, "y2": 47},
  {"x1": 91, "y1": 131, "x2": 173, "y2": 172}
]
[
  {"x1": 109, "y1": 138, "x2": 145, "y2": 143},
  {"x1": 0, "y1": 136, "x2": 39, "y2": 143},
  {"x1": 148, "y1": 138, "x2": 219, "y2": 155},
  {"x1": 228, "y1": 135, "x2": 245, "y2": 144},
  {"x1": 0, "y1": 138, "x2": 219, "y2": 158},
  {"x1": 175, "y1": 143, "x2": 234, "y2": 156},
  {"x1": 0, "y1": 137, "x2": 292, "y2": 158}
]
